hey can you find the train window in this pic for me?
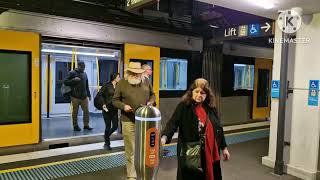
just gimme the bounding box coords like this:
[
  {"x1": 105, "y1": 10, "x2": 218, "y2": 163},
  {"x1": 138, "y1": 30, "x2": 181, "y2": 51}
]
[
  {"x1": 257, "y1": 69, "x2": 270, "y2": 107},
  {"x1": 99, "y1": 59, "x2": 118, "y2": 86},
  {"x1": 160, "y1": 58, "x2": 187, "y2": 91},
  {"x1": 234, "y1": 64, "x2": 254, "y2": 90},
  {"x1": 130, "y1": 59, "x2": 153, "y2": 85},
  {"x1": 0, "y1": 50, "x2": 31, "y2": 125}
]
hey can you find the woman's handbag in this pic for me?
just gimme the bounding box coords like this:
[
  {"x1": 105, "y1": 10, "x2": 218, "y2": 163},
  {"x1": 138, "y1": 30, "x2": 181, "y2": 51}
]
[{"x1": 178, "y1": 116, "x2": 208, "y2": 173}]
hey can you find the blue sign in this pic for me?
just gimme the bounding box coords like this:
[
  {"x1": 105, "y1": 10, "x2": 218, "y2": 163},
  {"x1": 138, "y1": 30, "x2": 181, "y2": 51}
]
[
  {"x1": 308, "y1": 80, "x2": 319, "y2": 106},
  {"x1": 248, "y1": 24, "x2": 260, "y2": 36},
  {"x1": 271, "y1": 80, "x2": 280, "y2": 98}
]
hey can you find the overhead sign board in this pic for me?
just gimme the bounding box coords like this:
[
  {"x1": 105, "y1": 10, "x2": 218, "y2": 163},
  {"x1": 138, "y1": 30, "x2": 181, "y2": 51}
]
[
  {"x1": 126, "y1": 0, "x2": 156, "y2": 10},
  {"x1": 215, "y1": 21, "x2": 274, "y2": 41}
]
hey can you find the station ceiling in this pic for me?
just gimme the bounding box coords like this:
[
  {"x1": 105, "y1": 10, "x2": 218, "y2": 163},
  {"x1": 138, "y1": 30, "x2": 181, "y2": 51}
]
[
  {"x1": 0, "y1": 0, "x2": 291, "y2": 48},
  {"x1": 198, "y1": 0, "x2": 320, "y2": 19}
]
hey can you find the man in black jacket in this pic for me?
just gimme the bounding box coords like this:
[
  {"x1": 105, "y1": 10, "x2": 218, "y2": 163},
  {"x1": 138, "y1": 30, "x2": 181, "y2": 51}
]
[{"x1": 64, "y1": 61, "x2": 93, "y2": 131}]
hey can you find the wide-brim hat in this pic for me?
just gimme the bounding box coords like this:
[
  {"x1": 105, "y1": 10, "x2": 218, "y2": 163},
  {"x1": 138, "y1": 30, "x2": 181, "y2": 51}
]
[{"x1": 125, "y1": 62, "x2": 145, "y2": 74}]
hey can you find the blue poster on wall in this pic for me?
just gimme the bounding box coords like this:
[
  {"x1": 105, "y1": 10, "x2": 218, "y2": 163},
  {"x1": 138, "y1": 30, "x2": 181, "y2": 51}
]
[
  {"x1": 271, "y1": 80, "x2": 280, "y2": 98},
  {"x1": 308, "y1": 80, "x2": 319, "y2": 106}
]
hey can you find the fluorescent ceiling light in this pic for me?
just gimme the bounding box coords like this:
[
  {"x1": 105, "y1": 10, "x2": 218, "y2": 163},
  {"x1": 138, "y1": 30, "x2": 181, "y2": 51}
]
[
  {"x1": 234, "y1": 64, "x2": 248, "y2": 67},
  {"x1": 210, "y1": 25, "x2": 219, "y2": 28},
  {"x1": 42, "y1": 49, "x2": 115, "y2": 57},
  {"x1": 247, "y1": 0, "x2": 275, "y2": 9}
]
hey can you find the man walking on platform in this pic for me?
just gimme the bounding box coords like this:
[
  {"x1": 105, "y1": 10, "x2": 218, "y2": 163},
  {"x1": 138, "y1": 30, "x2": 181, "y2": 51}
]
[{"x1": 113, "y1": 62, "x2": 155, "y2": 180}]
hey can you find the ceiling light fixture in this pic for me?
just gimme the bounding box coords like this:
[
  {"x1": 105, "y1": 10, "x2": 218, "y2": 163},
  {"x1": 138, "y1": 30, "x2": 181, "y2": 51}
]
[
  {"x1": 42, "y1": 49, "x2": 115, "y2": 57},
  {"x1": 210, "y1": 25, "x2": 219, "y2": 28},
  {"x1": 247, "y1": 0, "x2": 275, "y2": 9}
]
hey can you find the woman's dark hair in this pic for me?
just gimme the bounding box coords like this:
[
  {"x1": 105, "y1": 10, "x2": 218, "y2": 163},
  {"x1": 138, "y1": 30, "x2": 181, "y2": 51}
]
[
  {"x1": 182, "y1": 78, "x2": 216, "y2": 109},
  {"x1": 110, "y1": 73, "x2": 120, "y2": 82}
]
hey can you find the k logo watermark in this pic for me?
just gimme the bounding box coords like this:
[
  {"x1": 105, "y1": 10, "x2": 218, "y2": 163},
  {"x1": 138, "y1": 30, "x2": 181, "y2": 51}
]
[{"x1": 277, "y1": 9, "x2": 302, "y2": 34}]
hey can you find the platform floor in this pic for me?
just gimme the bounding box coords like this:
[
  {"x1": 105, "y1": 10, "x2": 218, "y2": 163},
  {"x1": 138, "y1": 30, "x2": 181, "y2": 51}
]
[
  {"x1": 42, "y1": 114, "x2": 110, "y2": 139},
  {"x1": 55, "y1": 138, "x2": 299, "y2": 180}
]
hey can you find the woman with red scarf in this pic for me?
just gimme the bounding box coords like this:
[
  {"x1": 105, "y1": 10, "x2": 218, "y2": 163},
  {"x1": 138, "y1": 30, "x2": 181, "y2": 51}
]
[{"x1": 161, "y1": 78, "x2": 230, "y2": 180}]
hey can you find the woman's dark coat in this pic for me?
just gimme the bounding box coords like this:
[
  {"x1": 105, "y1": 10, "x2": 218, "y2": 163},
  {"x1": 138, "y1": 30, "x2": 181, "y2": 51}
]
[
  {"x1": 162, "y1": 101, "x2": 227, "y2": 180},
  {"x1": 100, "y1": 82, "x2": 116, "y2": 111}
]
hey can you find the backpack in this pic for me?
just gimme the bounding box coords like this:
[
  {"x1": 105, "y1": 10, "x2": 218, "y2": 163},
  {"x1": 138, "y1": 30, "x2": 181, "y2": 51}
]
[{"x1": 94, "y1": 91, "x2": 104, "y2": 110}]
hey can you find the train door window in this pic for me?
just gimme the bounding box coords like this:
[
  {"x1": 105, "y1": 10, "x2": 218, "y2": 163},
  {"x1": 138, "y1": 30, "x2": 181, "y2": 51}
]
[
  {"x1": 98, "y1": 59, "x2": 118, "y2": 85},
  {"x1": 160, "y1": 57, "x2": 187, "y2": 91},
  {"x1": 234, "y1": 64, "x2": 254, "y2": 90},
  {"x1": 257, "y1": 69, "x2": 270, "y2": 107},
  {"x1": 55, "y1": 62, "x2": 72, "y2": 103},
  {"x1": 0, "y1": 50, "x2": 31, "y2": 125},
  {"x1": 130, "y1": 59, "x2": 153, "y2": 85}
]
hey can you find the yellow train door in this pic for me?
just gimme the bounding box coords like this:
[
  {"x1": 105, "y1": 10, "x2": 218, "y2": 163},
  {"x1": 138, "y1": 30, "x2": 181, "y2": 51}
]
[
  {"x1": 0, "y1": 29, "x2": 40, "y2": 147},
  {"x1": 252, "y1": 58, "x2": 273, "y2": 120},
  {"x1": 124, "y1": 43, "x2": 160, "y2": 107}
]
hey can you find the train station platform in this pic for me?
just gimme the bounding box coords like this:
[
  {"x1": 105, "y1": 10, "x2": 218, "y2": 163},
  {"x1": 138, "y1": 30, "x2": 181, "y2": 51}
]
[{"x1": 0, "y1": 129, "x2": 300, "y2": 180}]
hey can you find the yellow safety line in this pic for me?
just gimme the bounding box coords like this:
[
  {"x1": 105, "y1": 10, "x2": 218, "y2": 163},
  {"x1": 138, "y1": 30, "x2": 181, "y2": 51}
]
[
  {"x1": 225, "y1": 128, "x2": 269, "y2": 136},
  {"x1": 0, "y1": 128, "x2": 269, "y2": 174},
  {"x1": 89, "y1": 85, "x2": 103, "y2": 88},
  {"x1": 162, "y1": 142, "x2": 177, "y2": 147}
]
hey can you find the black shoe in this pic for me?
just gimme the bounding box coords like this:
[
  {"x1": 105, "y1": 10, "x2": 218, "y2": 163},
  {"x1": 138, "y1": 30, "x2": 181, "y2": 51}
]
[
  {"x1": 73, "y1": 126, "x2": 81, "y2": 131},
  {"x1": 104, "y1": 144, "x2": 112, "y2": 150},
  {"x1": 83, "y1": 126, "x2": 93, "y2": 130}
]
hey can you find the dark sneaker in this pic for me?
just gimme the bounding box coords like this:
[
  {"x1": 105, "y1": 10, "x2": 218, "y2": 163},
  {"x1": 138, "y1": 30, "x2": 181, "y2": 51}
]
[
  {"x1": 73, "y1": 126, "x2": 81, "y2": 131},
  {"x1": 83, "y1": 126, "x2": 93, "y2": 130},
  {"x1": 104, "y1": 144, "x2": 112, "y2": 150}
]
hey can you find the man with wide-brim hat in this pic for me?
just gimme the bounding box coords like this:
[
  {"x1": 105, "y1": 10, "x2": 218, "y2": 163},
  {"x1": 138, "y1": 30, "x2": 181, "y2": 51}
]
[{"x1": 113, "y1": 61, "x2": 155, "y2": 180}]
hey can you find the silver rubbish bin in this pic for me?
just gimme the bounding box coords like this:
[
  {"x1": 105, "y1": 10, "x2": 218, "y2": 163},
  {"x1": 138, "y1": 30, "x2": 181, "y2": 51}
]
[{"x1": 135, "y1": 105, "x2": 161, "y2": 180}]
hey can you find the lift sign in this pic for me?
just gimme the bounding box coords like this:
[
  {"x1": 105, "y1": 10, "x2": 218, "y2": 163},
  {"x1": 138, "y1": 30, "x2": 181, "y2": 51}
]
[
  {"x1": 146, "y1": 128, "x2": 159, "y2": 168},
  {"x1": 308, "y1": 80, "x2": 319, "y2": 106}
]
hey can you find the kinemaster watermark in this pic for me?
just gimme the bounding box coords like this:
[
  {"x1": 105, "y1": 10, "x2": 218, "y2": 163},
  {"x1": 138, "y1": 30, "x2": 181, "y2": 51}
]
[{"x1": 269, "y1": 8, "x2": 311, "y2": 44}]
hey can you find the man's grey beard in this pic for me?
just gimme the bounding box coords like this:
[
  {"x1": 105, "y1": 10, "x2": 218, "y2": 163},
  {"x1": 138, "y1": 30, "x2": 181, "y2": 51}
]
[{"x1": 128, "y1": 76, "x2": 142, "y2": 85}]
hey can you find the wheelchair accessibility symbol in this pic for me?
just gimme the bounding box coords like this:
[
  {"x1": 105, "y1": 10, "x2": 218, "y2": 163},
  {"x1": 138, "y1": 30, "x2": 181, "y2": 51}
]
[
  {"x1": 311, "y1": 81, "x2": 317, "y2": 88},
  {"x1": 249, "y1": 24, "x2": 260, "y2": 36},
  {"x1": 272, "y1": 81, "x2": 279, "y2": 88}
]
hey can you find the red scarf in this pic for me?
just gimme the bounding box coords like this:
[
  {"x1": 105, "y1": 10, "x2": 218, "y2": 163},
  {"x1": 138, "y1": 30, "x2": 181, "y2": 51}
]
[{"x1": 195, "y1": 105, "x2": 220, "y2": 180}]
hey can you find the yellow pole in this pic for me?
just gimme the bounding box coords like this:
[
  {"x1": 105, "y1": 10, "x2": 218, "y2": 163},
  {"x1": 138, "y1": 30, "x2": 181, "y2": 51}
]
[
  {"x1": 45, "y1": 54, "x2": 50, "y2": 115},
  {"x1": 74, "y1": 48, "x2": 78, "y2": 68},
  {"x1": 71, "y1": 48, "x2": 75, "y2": 70},
  {"x1": 96, "y1": 56, "x2": 100, "y2": 91}
]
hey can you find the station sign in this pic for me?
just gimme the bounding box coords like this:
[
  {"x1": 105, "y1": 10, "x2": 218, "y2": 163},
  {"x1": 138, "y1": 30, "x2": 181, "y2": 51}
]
[
  {"x1": 126, "y1": 0, "x2": 156, "y2": 10},
  {"x1": 215, "y1": 21, "x2": 274, "y2": 41}
]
